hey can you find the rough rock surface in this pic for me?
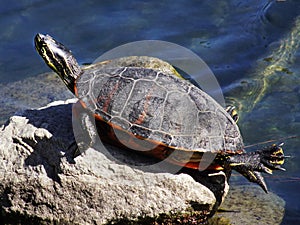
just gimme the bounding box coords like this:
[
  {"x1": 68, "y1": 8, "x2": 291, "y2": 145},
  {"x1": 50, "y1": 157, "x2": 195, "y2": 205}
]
[
  {"x1": 0, "y1": 100, "x2": 217, "y2": 224},
  {"x1": 215, "y1": 184, "x2": 285, "y2": 225},
  {"x1": 0, "y1": 72, "x2": 72, "y2": 125}
]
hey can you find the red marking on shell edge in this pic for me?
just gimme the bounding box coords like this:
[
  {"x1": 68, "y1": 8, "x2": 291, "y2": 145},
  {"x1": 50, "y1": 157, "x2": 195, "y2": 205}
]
[
  {"x1": 178, "y1": 161, "x2": 224, "y2": 170},
  {"x1": 73, "y1": 85, "x2": 87, "y2": 110}
]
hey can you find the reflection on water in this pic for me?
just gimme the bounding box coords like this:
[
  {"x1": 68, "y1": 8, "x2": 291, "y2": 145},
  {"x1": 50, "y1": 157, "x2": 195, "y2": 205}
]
[
  {"x1": 0, "y1": 0, "x2": 299, "y2": 224},
  {"x1": 226, "y1": 15, "x2": 300, "y2": 114},
  {"x1": 224, "y1": 12, "x2": 300, "y2": 225}
]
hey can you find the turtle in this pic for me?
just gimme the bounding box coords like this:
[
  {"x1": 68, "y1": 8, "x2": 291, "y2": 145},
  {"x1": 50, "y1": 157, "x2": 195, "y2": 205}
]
[{"x1": 34, "y1": 33, "x2": 286, "y2": 194}]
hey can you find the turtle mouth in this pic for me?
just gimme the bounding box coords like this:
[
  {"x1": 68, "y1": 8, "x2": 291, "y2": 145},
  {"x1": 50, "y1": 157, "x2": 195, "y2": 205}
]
[
  {"x1": 34, "y1": 33, "x2": 63, "y2": 67},
  {"x1": 34, "y1": 33, "x2": 63, "y2": 76},
  {"x1": 34, "y1": 33, "x2": 44, "y2": 53},
  {"x1": 34, "y1": 33, "x2": 58, "y2": 55}
]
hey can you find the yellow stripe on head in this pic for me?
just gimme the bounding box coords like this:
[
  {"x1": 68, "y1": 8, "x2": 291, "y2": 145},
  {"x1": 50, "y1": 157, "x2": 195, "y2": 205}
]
[{"x1": 34, "y1": 33, "x2": 82, "y2": 93}]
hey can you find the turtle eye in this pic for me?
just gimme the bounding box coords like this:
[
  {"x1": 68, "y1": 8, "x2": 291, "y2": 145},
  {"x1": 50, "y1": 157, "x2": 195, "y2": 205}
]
[{"x1": 40, "y1": 47, "x2": 47, "y2": 55}]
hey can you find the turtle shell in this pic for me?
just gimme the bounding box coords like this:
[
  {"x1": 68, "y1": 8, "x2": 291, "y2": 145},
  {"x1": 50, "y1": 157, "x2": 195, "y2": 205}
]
[{"x1": 75, "y1": 63, "x2": 244, "y2": 169}]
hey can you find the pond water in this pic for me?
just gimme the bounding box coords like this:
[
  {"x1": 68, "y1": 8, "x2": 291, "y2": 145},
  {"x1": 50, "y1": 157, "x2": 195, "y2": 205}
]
[{"x1": 0, "y1": 0, "x2": 299, "y2": 224}]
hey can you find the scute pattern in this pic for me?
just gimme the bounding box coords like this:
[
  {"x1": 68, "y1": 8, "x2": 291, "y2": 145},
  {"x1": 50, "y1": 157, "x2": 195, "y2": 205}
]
[
  {"x1": 75, "y1": 66, "x2": 244, "y2": 154},
  {"x1": 121, "y1": 67, "x2": 158, "y2": 80},
  {"x1": 122, "y1": 79, "x2": 166, "y2": 130}
]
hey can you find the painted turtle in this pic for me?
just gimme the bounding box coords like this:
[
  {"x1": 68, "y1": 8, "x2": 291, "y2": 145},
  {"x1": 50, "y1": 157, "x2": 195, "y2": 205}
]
[{"x1": 34, "y1": 33, "x2": 286, "y2": 193}]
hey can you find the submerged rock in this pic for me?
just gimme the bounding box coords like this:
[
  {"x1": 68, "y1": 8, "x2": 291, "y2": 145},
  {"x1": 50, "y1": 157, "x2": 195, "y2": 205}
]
[
  {"x1": 214, "y1": 184, "x2": 285, "y2": 225},
  {"x1": 0, "y1": 100, "x2": 219, "y2": 224}
]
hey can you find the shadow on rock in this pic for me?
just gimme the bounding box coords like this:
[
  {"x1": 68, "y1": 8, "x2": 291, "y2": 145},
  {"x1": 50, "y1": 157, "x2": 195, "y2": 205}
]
[{"x1": 22, "y1": 102, "x2": 76, "y2": 183}]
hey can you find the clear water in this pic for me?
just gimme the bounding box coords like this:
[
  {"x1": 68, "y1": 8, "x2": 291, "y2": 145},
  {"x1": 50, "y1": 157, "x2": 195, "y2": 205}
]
[{"x1": 0, "y1": 0, "x2": 299, "y2": 224}]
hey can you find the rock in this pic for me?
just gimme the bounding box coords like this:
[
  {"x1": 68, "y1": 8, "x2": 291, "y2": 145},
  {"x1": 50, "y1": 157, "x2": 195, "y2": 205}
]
[
  {"x1": 0, "y1": 100, "x2": 219, "y2": 224},
  {"x1": 0, "y1": 72, "x2": 72, "y2": 125},
  {"x1": 213, "y1": 184, "x2": 285, "y2": 225}
]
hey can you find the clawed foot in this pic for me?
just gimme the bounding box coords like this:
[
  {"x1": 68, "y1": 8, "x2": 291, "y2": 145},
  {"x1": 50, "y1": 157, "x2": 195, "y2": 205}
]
[
  {"x1": 228, "y1": 143, "x2": 288, "y2": 193},
  {"x1": 251, "y1": 143, "x2": 286, "y2": 174}
]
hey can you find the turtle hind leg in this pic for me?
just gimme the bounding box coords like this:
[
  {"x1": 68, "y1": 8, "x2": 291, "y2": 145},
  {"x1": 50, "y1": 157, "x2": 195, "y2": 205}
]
[{"x1": 227, "y1": 143, "x2": 287, "y2": 193}]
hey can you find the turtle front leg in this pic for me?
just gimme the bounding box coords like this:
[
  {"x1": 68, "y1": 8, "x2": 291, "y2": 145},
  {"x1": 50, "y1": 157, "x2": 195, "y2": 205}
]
[
  {"x1": 227, "y1": 143, "x2": 286, "y2": 193},
  {"x1": 71, "y1": 101, "x2": 99, "y2": 157}
]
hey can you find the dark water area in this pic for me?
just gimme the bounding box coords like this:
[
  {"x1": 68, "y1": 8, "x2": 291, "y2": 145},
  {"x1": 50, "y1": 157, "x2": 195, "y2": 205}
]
[{"x1": 0, "y1": 0, "x2": 299, "y2": 224}]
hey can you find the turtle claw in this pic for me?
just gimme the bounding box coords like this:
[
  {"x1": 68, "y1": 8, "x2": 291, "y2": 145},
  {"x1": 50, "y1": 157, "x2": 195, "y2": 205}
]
[
  {"x1": 240, "y1": 170, "x2": 268, "y2": 193},
  {"x1": 226, "y1": 143, "x2": 287, "y2": 192},
  {"x1": 253, "y1": 171, "x2": 268, "y2": 193},
  {"x1": 257, "y1": 143, "x2": 286, "y2": 171},
  {"x1": 260, "y1": 165, "x2": 273, "y2": 174},
  {"x1": 275, "y1": 165, "x2": 286, "y2": 171}
]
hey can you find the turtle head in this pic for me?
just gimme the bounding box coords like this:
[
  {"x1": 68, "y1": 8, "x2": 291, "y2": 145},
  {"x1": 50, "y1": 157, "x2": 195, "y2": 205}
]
[{"x1": 34, "y1": 33, "x2": 81, "y2": 93}]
